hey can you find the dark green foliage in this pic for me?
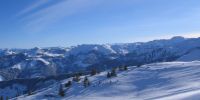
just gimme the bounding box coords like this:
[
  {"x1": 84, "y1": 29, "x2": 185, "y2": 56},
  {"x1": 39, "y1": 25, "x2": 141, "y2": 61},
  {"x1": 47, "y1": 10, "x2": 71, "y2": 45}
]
[
  {"x1": 58, "y1": 84, "x2": 65, "y2": 97},
  {"x1": 107, "y1": 72, "x2": 111, "y2": 78},
  {"x1": 107, "y1": 68, "x2": 117, "y2": 78},
  {"x1": 73, "y1": 74, "x2": 80, "y2": 82},
  {"x1": 0, "y1": 96, "x2": 3, "y2": 100},
  {"x1": 118, "y1": 66, "x2": 124, "y2": 71},
  {"x1": 6, "y1": 96, "x2": 8, "y2": 100},
  {"x1": 124, "y1": 65, "x2": 128, "y2": 70},
  {"x1": 90, "y1": 69, "x2": 97, "y2": 76},
  {"x1": 137, "y1": 64, "x2": 141, "y2": 67},
  {"x1": 65, "y1": 81, "x2": 72, "y2": 87},
  {"x1": 83, "y1": 76, "x2": 90, "y2": 88},
  {"x1": 28, "y1": 90, "x2": 32, "y2": 96},
  {"x1": 111, "y1": 68, "x2": 117, "y2": 77},
  {"x1": 77, "y1": 72, "x2": 83, "y2": 76}
]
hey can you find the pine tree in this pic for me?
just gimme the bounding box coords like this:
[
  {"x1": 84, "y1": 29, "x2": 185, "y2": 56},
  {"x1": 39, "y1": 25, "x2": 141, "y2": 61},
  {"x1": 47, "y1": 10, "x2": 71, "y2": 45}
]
[
  {"x1": 0, "y1": 96, "x2": 3, "y2": 100},
  {"x1": 111, "y1": 68, "x2": 117, "y2": 77},
  {"x1": 73, "y1": 74, "x2": 80, "y2": 82},
  {"x1": 6, "y1": 96, "x2": 8, "y2": 100},
  {"x1": 77, "y1": 71, "x2": 83, "y2": 76},
  {"x1": 28, "y1": 90, "x2": 32, "y2": 95},
  {"x1": 58, "y1": 84, "x2": 65, "y2": 97},
  {"x1": 107, "y1": 72, "x2": 111, "y2": 78},
  {"x1": 124, "y1": 65, "x2": 128, "y2": 70},
  {"x1": 137, "y1": 64, "x2": 141, "y2": 67},
  {"x1": 83, "y1": 76, "x2": 90, "y2": 88},
  {"x1": 65, "y1": 81, "x2": 72, "y2": 87},
  {"x1": 90, "y1": 69, "x2": 97, "y2": 76},
  {"x1": 118, "y1": 66, "x2": 122, "y2": 71}
]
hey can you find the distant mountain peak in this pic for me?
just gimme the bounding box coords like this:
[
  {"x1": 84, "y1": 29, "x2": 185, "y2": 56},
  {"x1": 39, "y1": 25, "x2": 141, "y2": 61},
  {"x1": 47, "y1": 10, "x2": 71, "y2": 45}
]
[
  {"x1": 171, "y1": 36, "x2": 185, "y2": 40},
  {"x1": 1, "y1": 36, "x2": 200, "y2": 81}
]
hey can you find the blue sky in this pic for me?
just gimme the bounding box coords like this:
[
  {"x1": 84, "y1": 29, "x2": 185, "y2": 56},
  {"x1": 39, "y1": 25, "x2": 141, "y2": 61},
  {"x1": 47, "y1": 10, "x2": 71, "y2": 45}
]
[{"x1": 0, "y1": 0, "x2": 200, "y2": 48}]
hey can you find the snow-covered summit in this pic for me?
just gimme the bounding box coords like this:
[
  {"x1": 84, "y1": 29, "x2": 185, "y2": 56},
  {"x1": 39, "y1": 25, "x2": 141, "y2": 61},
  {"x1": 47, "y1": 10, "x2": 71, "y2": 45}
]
[{"x1": 0, "y1": 36, "x2": 200, "y2": 80}]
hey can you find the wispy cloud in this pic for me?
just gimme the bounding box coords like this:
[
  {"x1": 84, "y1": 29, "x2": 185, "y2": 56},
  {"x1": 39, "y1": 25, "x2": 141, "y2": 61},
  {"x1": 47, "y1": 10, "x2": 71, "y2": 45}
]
[
  {"x1": 132, "y1": 32, "x2": 200, "y2": 42},
  {"x1": 18, "y1": 0, "x2": 104, "y2": 33},
  {"x1": 181, "y1": 33, "x2": 200, "y2": 38},
  {"x1": 16, "y1": 0, "x2": 50, "y2": 17}
]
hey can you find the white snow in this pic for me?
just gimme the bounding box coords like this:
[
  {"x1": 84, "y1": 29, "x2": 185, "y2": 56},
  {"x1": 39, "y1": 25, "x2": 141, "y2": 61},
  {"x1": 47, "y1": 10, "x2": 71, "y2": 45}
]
[
  {"x1": 14, "y1": 61, "x2": 200, "y2": 100},
  {"x1": 5, "y1": 50, "x2": 16, "y2": 55},
  {"x1": 0, "y1": 75, "x2": 4, "y2": 81},
  {"x1": 102, "y1": 44, "x2": 117, "y2": 54},
  {"x1": 12, "y1": 64, "x2": 22, "y2": 70},
  {"x1": 155, "y1": 89, "x2": 200, "y2": 100},
  {"x1": 35, "y1": 58, "x2": 50, "y2": 65},
  {"x1": 177, "y1": 49, "x2": 200, "y2": 61},
  {"x1": 43, "y1": 52, "x2": 64, "y2": 57}
]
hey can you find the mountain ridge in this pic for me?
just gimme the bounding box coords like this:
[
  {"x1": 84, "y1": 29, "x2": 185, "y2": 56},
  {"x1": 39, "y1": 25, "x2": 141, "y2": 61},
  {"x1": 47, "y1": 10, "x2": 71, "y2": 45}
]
[{"x1": 0, "y1": 36, "x2": 200, "y2": 80}]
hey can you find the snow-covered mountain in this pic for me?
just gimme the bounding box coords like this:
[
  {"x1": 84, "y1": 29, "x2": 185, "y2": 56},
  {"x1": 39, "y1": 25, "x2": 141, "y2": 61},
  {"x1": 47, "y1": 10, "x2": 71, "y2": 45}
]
[
  {"x1": 0, "y1": 36, "x2": 200, "y2": 80},
  {"x1": 13, "y1": 61, "x2": 200, "y2": 100},
  {"x1": 1, "y1": 36, "x2": 200, "y2": 99},
  {"x1": 177, "y1": 47, "x2": 200, "y2": 61}
]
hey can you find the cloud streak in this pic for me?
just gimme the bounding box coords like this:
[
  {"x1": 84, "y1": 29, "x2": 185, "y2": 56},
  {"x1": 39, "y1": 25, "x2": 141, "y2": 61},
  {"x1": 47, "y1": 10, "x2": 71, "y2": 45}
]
[
  {"x1": 16, "y1": 0, "x2": 50, "y2": 17},
  {"x1": 181, "y1": 33, "x2": 200, "y2": 38},
  {"x1": 18, "y1": 0, "x2": 104, "y2": 33}
]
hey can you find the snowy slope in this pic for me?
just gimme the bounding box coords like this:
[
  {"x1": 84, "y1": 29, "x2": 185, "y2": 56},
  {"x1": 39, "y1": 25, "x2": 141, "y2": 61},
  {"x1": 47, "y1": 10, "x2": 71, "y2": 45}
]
[
  {"x1": 177, "y1": 49, "x2": 200, "y2": 61},
  {"x1": 15, "y1": 61, "x2": 200, "y2": 100}
]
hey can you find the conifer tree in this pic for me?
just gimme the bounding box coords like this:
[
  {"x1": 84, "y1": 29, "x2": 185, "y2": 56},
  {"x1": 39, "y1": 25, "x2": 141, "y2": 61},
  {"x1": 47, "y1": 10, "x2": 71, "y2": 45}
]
[
  {"x1": 111, "y1": 68, "x2": 117, "y2": 77},
  {"x1": 83, "y1": 76, "x2": 90, "y2": 88},
  {"x1": 137, "y1": 64, "x2": 141, "y2": 67},
  {"x1": 90, "y1": 69, "x2": 97, "y2": 76},
  {"x1": 124, "y1": 65, "x2": 128, "y2": 70},
  {"x1": 107, "y1": 72, "x2": 111, "y2": 78},
  {"x1": 65, "y1": 81, "x2": 72, "y2": 88},
  {"x1": 119, "y1": 66, "x2": 124, "y2": 71},
  {"x1": 0, "y1": 96, "x2": 3, "y2": 100},
  {"x1": 28, "y1": 90, "x2": 32, "y2": 95},
  {"x1": 6, "y1": 96, "x2": 8, "y2": 100},
  {"x1": 73, "y1": 74, "x2": 80, "y2": 82},
  {"x1": 58, "y1": 84, "x2": 65, "y2": 97}
]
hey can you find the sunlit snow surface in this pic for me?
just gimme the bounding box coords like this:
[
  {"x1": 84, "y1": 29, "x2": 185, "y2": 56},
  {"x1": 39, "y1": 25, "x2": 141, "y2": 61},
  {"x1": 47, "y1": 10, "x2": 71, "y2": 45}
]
[
  {"x1": 15, "y1": 61, "x2": 200, "y2": 100},
  {"x1": 0, "y1": 75, "x2": 4, "y2": 81}
]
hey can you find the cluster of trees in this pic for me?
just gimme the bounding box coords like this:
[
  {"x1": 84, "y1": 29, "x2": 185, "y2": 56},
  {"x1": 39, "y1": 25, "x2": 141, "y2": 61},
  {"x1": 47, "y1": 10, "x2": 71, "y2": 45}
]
[
  {"x1": 12, "y1": 65, "x2": 130, "y2": 98},
  {"x1": 0, "y1": 96, "x2": 8, "y2": 100},
  {"x1": 72, "y1": 73, "x2": 81, "y2": 82},
  {"x1": 90, "y1": 69, "x2": 98, "y2": 76},
  {"x1": 58, "y1": 80, "x2": 73, "y2": 97},
  {"x1": 107, "y1": 65, "x2": 128, "y2": 78},
  {"x1": 107, "y1": 68, "x2": 117, "y2": 78},
  {"x1": 117, "y1": 65, "x2": 128, "y2": 71},
  {"x1": 119, "y1": 65, "x2": 128, "y2": 71},
  {"x1": 58, "y1": 65, "x2": 129, "y2": 97},
  {"x1": 59, "y1": 74, "x2": 92, "y2": 97}
]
